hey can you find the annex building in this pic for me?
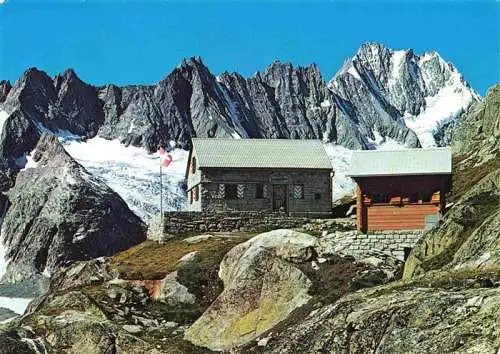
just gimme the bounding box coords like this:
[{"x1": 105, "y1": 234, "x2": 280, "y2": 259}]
[{"x1": 348, "y1": 147, "x2": 452, "y2": 232}]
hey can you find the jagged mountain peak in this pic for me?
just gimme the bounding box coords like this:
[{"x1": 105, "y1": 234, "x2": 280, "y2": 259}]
[
  {"x1": 356, "y1": 41, "x2": 392, "y2": 57},
  {"x1": 12, "y1": 67, "x2": 54, "y2": 91},
  {"x1": 178, "y1": 56, "x2": 207, "y2": 71},
  {"x1": 261, "y1": 60, "x2": 322, "y2": 77},
  {"x1": 53, "y1": 68, "x2": 88, "y2": 94},
  {"x1": 0, "y1": 43, "x2": 482, "y2": 158},
  {"x1": 55, "y1": 67, "x2": 79, "y2": 82}
]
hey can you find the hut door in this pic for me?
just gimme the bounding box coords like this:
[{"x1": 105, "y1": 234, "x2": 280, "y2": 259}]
[{"x1": 273, "y1": 184, "x2": 288, "y2": 212}]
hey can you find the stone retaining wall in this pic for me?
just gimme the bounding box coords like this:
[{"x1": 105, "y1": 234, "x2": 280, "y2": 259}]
[
  {"x1": 148, "y1": 211, "x2": 354, "y2": 241},
  {"x1": 320, "y1": 230, "x2": 425, "y2": 261}
]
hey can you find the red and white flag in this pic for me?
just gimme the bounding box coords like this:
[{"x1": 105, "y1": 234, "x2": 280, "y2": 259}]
[{"x1": 158, "y1": 147, "x2": 173, "y2": 168}]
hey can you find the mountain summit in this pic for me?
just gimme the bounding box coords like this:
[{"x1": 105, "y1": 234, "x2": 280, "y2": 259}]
[{"x1": 330, "y1": 42, "x2": 480, "y2": 148}]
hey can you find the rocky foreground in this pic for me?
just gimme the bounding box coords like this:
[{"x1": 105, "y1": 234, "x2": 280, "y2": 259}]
[{"x1": 0, "y1": 86, "x2": 498, "y2": 353}]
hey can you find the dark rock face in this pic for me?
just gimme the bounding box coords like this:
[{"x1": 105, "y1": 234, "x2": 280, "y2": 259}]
[
  {"x1": 0, "y1": 134, "x2": 146, "y2": 282},
  {"x1": 0, "y1": 329, "x2": 41, "y2": 354},
  {"x1": 96, "y1": 58, "x2": 341, "y2": 152},
  {"x1": 0, "y1": 80, "x2": 11, "y2": 103},
  {"x1": 2, "y1": 68, "x2": 103, "y2": 138},
  {"x1": 452, "y1": 84, "x2": 500, "y2": 157},
  {"x1": 0, "y1": 109, "x2": 40, "y2": 159}
]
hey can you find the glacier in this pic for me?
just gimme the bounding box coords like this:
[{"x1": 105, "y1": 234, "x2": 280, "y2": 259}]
[{"x1": 63, "y1": 137, "x2": 189, "y2": 221}]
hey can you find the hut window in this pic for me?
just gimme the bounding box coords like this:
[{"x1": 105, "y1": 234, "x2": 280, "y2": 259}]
[
  {"x1": 293, "y1": 184, "x2": 304, "y2": 199},
  {"x1": 225, "y1": 184, "x2": 237, "y2": 199},
  {"x1": 421, "y1": 192, "x2": 433, "y2": 203},
  {"x1": 191, "y1": 157, "x2": 197, "y2": 174},
  {"x1": 255, "y1": 184, "x2": 264, "y2": 199},
  {"x1": 409, "y1": 193, "x2": 419, "y2": 203},
  {"x1": 189, "y1": 189, "x2": 193, "y2": 204},
  {"x1": 373, "y1": 194, "x2": 390, "y2": 204},
  {"x1": 194, "y1": 186, "x2": 199, "y2": 201}
]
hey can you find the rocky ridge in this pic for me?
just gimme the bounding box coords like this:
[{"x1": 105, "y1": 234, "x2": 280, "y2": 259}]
[{"x1": 0, "y1": 43, "x2": 478, "y2": 168}]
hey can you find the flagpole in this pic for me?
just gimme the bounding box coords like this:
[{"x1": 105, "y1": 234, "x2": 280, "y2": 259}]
[{"x1": 160, "y1": 161, "x2": 163, "y2": 243}]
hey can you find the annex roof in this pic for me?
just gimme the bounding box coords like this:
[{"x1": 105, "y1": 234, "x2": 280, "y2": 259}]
[
  {"x1": 191, "y1": 138, "x2": 333, "y2": 170},
  {"x1": 348, "y1": 147, "x2": 452, "y2": 177}
]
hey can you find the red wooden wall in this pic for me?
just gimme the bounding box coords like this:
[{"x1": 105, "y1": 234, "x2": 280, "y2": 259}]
[{"x1": 354, "y1": 174, "x2": 451, "y2": 232}]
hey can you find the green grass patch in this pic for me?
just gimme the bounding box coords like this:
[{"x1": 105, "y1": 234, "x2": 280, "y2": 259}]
[{"x1": 109, "y1": 233, "x2": 254, "y2": 280}]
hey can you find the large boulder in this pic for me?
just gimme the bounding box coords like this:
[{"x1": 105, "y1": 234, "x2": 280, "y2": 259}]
[
  {"x1": 0, "y1": 134, "x2": 146, "y2": 282},
  {"x1": 184, "y1": 229, "x2": 317, "y2": 350}
]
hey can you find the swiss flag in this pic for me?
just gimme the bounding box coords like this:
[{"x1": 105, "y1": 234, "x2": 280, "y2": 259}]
[{"x1": 158, "y1": 147, "x2": 173, "y2": 168}]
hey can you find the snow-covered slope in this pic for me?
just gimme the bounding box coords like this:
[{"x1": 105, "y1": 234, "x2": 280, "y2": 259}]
[
  {"x1": 402, "y1": 52, "x2": 479, "y2": 147},
  {"x1": 63, "y1": 137, "x2": 188, "y2": 221},
  {"x1": 0, "y1": 110, "x2": 9, "y2": 135}
]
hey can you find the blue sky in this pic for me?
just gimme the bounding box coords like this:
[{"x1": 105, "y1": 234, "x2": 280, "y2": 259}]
[{"x1": 0, "y1": 1, "x2": 498, "y2": 95}]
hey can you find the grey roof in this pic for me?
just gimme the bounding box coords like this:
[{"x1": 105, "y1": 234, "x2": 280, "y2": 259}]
[
  {"x1": 191, "y1": 138, "x2": 333, "y2": 169},
  {"x1": 348, "y1": 147, "x2": 452, "y2": 177}
]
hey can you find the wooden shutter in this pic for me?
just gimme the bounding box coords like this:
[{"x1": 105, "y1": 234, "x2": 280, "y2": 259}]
[
  {"x1": 218, "y1": 184, "x2": 225, "y2": 199},
  {"x1": 237, "y1": 184, "x2": 245, "y2": 199},
  {"x1": 293, "y1": 184, "x2": 304, "y2": 199}
]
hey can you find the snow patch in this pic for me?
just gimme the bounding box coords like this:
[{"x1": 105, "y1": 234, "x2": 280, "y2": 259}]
[
  {"x1": 17, "y1": 149, "x2": 39, "y2": 172},
  {"x1": 323, "y1": 143, "x2": 355, "y2": 202},
  {"x1": 388, "y1": 50, "x2": 407, "y2": 87},
  {"x1": 0, "y1": 239, "x2": 9, "y2": 281},
  {"x1": 320, "y1": 100, "x2": 331, "y2": 108},
  {"x1": 35, "y1": 122, "x2": 82, "y2": 143},
  {"x1": 128, "y1": 122, "x2": 135, "y2": 134},
  {"x1": 366, "y1": 130, "x2": 408, "y2": 150},
  {"x1": 404, "y1": 74, "x2": 476, "y2": 148},
  {"x1": 61, "y1": 164, "x2": 77, "y2": 185},
  {"x1": 63, "y1": 137, "x2": 189, "y2": 221},
  {"x1": 0, "y1": 110, "x2": 9, "y2": 136},
  {"x1": 215, "y1": 82, "x2": 249, "y2": 138},
  {"x1": 42, "y1": 267, "x2": 51, "y2": 278},
  {"x1": 347, "y1": 65, "x2": 361, "y2": 80},
  {"x1": 0, "y1": 297, "x2": 32, "y2": 315}
]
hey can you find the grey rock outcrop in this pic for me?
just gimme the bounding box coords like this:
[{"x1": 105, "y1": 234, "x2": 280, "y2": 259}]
[
  {"x1": 452, "y1": 84, "x2": 500, "y2": 158},
  {"x1": 2, "y1": 68, "x2": 103, "y2": 138},
  {"x1": 0, "y1": 134, "x2": 146, "y2": 282},
  {"x1": 185, "y1": 229, "x2": 316, "y2": 350},
  {"x1": 404, "y1": 84, "x2": 500, "y2": 277},
  {"x1": 240, "y1": 283, "x2": 500, "y2": 353}
]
